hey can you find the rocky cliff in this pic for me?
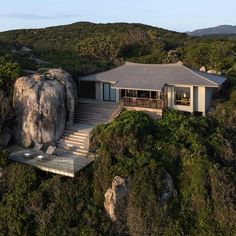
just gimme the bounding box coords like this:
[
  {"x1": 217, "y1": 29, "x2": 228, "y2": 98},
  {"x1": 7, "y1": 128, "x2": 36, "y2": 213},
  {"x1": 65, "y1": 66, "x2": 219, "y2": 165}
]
[{"x1": 13, "y1": 69, "x2": 77, "y2": 147}]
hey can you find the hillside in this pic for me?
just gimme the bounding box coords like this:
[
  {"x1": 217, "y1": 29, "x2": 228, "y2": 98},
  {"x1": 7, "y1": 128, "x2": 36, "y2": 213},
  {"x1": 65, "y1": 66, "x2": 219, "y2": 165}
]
[
  {"x1": 0, "y1": 22, "x2": 236, "y2": 235},
  {"x1": 188, "y1": 25, "x2": 236, "y2": 36},
  {"x1": 0, "y1": 22, "x2": 190, "y2": 76},
  {"x1": 0, "y1": 22, "x2": 235, "y2": 79}
]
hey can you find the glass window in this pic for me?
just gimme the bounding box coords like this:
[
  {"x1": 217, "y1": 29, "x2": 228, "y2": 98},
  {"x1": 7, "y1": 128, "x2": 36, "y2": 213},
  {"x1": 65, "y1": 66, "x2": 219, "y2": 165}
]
[
  {"x1": 151, "y1": 91, "x2": 157, "y2": 99},
  {"x1": 174, "y1": 87, "x2": 191, "y2": 106},
  {"x1": 110, "y1": 87, "x2": 116, "y2": 101},
  {"x1": 126, "y1": 90, "x2": 136, "y2": 97},
  {"x1": 103, "y1": 83, "x2": 110, "y2": 101},
  {"x1": 103, "y1": 83, "x2": 116, "y2": 101},
  {"x1": 137, "y1": 90, "x2": 150, "y2": 98}
]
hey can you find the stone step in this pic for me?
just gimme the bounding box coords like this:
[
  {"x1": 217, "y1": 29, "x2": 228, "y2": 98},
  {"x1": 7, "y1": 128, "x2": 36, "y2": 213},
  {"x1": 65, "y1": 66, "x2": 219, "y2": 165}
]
[
  {"x1": 77, "y1": 103, "x2": 115, "y2": 108},
  {"x1": 76, "y1": 105, "x2": 114, "y2": 110},
  {"x1": 64, "y1": 126, "x2": 92, "y2": 133},
  {"x1": 75, "y1": 111, "x2": 110, "y2": 117},
  {"x1": 74, "y1": 118, "x2": 106, "y2": 124},
  {"x1": 74, "y1": 116, "x2": 107, "y2": 122},
  {"x1": 74, "y1": 121, "x2": 104, "y2": 126},
  {"x1": 77, "y1": 102, "x2": 116, "y2": 108},
  {"x1": 61, "y1": 134, "x2": 87, "y2": 141},
  {"x1": 57, "y1": 146, "x2": 89, "y2": 157},
  {"x1": 60, "y1": 138, "x2": 85, "y2": 146},
  {"x1": 74, "y1": 116, "x2": 109, "y2": 121},
  {"x1": 63, "y1": 131, "x2": 89, "y2": 137},
  {"x1": 57, "y1": 141, "x2": 86, "y2": 150}
]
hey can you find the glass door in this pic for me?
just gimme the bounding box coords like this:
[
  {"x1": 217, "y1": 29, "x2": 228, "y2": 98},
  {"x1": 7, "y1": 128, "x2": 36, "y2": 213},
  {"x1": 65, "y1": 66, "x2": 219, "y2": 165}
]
[{"x1": 103, "y1": 83, "x2": 116, "y2": 102}]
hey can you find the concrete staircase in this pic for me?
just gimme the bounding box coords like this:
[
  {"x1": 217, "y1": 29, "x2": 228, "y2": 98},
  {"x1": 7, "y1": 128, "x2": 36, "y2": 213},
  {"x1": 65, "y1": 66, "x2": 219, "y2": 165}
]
[
  {"x1": 57, "y1": 124, "x2": 92, "y2": 156},
  {"x1": 74, "y1": 99, "x2": 117, "y2": 126},
  {"x1": 57, "y1": 99, "x2": 117, "y2": 156}
]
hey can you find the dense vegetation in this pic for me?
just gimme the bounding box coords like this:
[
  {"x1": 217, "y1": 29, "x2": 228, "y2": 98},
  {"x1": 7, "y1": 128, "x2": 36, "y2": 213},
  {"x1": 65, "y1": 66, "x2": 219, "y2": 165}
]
[
  {"x1": 0, "y1": 57, "x2": 21, "y2": 131},
  {"x1": 0, "y1": 22, "x2": 235, "y2": 235},
  {"x1": 0, "y1": 101, "x2": 235, "y2": 235},
  {"x1": 0, "y1": 22, "x2": 235, "y2": 77}
]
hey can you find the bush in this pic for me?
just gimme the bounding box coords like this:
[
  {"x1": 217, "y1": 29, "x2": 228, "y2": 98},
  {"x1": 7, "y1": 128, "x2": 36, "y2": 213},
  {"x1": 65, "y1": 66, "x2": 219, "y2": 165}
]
[{"x1": 0, "y1": 147, "x2": 10, "y2": 168}]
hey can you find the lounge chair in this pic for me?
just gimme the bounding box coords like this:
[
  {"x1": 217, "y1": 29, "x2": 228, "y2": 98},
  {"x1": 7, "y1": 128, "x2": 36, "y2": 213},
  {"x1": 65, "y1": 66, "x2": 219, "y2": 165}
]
[{"x1": 45, "y1": 146, "x2": 57, "y2": 158}]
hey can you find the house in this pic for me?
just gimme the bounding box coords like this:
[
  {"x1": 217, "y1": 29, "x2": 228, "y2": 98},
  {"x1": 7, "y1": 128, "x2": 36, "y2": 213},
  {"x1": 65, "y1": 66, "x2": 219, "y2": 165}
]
[{"x1": 78, "y1": 61, "x2": 226, "y2": 116}]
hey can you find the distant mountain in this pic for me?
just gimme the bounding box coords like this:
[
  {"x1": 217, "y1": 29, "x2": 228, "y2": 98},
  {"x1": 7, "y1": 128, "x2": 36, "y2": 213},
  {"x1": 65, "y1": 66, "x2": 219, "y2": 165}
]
[{"x1": 188, "y1": 25, "x2": 236, "y2": 36}]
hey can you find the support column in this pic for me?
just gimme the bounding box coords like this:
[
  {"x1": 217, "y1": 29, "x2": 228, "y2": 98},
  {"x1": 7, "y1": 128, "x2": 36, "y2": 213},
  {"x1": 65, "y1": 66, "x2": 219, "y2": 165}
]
[{"x1": 190, "y1": 86, "x2": 194, "y2": 113}]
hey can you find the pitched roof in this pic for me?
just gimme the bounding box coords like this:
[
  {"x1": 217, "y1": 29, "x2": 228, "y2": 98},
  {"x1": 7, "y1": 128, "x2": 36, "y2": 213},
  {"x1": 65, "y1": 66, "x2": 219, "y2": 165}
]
[{"x1": 79, "y1": 61, "x2": 227, "y2": 91}]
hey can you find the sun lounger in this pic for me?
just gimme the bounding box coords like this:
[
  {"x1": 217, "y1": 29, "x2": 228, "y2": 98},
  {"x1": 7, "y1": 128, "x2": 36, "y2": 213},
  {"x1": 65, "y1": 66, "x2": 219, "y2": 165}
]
[{"x1": 45, "y1": 146, "x2": 57, "y2": 157}]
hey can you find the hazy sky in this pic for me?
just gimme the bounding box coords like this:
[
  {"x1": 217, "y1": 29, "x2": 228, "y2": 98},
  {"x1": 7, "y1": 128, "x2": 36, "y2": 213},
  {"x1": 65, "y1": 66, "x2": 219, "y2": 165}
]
[{"x1": 0, "y1": 0, "x2": 235, "y2": 32}]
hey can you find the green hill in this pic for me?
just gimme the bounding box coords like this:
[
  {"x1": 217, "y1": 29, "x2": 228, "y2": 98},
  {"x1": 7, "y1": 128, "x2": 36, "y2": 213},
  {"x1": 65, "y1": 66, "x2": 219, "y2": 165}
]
[
  {"x1": 0, "y1": 22, "x2": 235, "y2": 235},
  {"x1": 0, "y1": 22, "x2": 235, "y2": 77},
  {"x1": 0, "y1": 22, "x2": 190, "y2": 76}
]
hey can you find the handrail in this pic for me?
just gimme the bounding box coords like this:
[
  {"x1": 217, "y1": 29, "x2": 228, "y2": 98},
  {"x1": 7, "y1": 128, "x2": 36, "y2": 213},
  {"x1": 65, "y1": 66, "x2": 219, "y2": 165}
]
[
  {"x1": 108, "y1": 96, "x2": 167, "y2": 122},
  {"x1": 122, "y1": 96, "x2": 166, "y2": 109},
  {"x1": 108, "y1": 98, "x2": 125, "y2": 122}
]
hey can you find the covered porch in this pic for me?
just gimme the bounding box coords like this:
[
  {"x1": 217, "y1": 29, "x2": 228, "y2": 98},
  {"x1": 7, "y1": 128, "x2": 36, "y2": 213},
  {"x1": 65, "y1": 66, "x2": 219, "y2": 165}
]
[{"x1": 120, "y1": 89, "x2": 167, "y2": 109}]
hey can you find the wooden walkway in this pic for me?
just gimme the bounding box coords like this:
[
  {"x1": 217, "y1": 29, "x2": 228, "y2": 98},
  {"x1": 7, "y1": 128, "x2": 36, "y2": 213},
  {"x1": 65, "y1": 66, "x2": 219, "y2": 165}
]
[{"x1": 9, "y1": 145, "x2": 94, "y2": 177}]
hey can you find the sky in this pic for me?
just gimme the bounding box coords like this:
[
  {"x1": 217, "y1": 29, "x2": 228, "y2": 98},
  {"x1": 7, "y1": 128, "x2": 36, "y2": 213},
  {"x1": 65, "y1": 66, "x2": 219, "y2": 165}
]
[{"x1": 0, "y1": 0, "x2": 235, "y2": 32}]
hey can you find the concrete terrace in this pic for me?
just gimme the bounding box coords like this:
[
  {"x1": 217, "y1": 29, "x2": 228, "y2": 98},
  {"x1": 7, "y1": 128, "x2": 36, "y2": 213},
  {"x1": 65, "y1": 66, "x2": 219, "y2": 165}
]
[
  {"x1": 9, "y1": 145, "x2": 94, "y2": 178},
  {"x1": 9, "y1": 99, "x2": 117, "y2": 177}
]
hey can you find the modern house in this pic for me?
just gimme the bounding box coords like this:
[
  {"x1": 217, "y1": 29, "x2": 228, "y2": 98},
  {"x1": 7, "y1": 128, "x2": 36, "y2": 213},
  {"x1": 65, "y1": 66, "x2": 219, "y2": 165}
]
[{"x1": 79, "y1": 61, "x2": 226, "y2": 116}]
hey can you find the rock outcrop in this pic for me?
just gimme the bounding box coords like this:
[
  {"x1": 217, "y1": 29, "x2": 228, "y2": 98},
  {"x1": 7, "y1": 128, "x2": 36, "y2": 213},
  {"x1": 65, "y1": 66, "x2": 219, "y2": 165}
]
[
  {"x1": 104, "y1": 176, "x2": 130, "y2": 222},
  {"x1": 104, "y1": 173, "x2": 177, "y2": 223},
  {"x1": 13, "y1": 69, "x2": 77, "y2": 147},
  {"x1": 199, "y1": 66, "x2": 206, "y2": 72},
  {"x1": 160, "y1": 172, "x2": 177, "y2": 205}
]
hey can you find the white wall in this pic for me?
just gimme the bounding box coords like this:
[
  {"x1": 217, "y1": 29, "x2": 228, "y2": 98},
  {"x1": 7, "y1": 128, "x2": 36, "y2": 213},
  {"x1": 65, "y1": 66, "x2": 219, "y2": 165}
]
[
  {"x1": 196, "y1": 87, "x2": 206, "y2": 114},
  {"x1": 116, "y1": 89, "x2": 120, "y2": 102},
  {"x1": 167, "y1": 85, "x2": 216, "y2": 115},
  {"x1": 169, "y1": 85, "x2": 193, "y2": 113}
]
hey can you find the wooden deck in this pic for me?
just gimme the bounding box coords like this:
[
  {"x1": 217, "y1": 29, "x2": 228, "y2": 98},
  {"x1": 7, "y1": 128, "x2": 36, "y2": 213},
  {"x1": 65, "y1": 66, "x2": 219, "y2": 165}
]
[{"x1": 9, "y1": 145, "x2": 94, "y2": 177}]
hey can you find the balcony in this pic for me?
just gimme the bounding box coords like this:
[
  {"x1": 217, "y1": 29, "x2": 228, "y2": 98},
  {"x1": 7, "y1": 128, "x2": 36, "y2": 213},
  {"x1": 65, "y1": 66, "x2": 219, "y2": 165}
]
[{"x1": 122, "y1": 96, "x2": 167, "y2": 109}]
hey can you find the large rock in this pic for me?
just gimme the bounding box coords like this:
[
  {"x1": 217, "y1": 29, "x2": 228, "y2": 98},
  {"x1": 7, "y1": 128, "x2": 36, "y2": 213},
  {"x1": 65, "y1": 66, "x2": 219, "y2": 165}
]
[
  {"x1": 104, "y1": 173, "x2": 177, "y2": 223},
  {"x1": 104, "y1": 176, "x2": 130, "y2": 222},
  {"x1": 160, "y1": 172, "x2": 177, "y2": 205},
  {"x1": 13, "y1": 69, "x2": 77, "y2": 147}
]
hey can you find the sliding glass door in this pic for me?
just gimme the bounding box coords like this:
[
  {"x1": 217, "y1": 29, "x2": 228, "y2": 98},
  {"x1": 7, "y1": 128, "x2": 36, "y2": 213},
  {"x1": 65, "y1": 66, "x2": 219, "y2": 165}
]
[{"x1": 103, "y1": 83, "x2": 116, "y2": 102}]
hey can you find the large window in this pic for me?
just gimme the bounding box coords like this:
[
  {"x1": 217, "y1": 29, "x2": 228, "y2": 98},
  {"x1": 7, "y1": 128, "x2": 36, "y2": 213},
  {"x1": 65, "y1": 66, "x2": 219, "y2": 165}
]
[
  {"x1": 175, "y1": 87, "x2": 191, "y2": 106},
  {"x1": 137, "y1": 90, "x2": 150, "y2": 98},
  {"x1": 103, "y1": 83, "x2": 116, "y2": 102},
  {"x1": 126, "y1": 90, "x2": 137, "y2": 97}
]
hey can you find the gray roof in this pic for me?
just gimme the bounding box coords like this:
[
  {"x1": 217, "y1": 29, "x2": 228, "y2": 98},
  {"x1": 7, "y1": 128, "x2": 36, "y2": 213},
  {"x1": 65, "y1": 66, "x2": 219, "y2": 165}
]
[{"x1": 80, "y1": 61, "x2": 227, "y2": 91}]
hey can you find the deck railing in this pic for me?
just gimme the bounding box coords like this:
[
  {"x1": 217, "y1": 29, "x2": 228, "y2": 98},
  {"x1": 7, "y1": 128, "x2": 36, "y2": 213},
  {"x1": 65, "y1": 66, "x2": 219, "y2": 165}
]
[
  {"x1": 108, "y1": 96, "x2": 167, "y2": 122},
  {"x1": 122, "y1": 97, "x2": 166, "y2": 109},
  {"x1": 108, "y1": 98, "x2": 125, "y2": 122}
]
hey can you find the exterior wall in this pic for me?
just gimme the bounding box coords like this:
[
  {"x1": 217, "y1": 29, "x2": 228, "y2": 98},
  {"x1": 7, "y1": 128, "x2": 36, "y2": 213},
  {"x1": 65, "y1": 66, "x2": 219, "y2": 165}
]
[
  {"x1": 193, "y1": 86, "x2": 198, "y2": 111},
  {"x1": 116, "y1": 89, "x2": 120, "y2": 102},
  {"x1": 167, "y1": 85, "x2": 215, "y2": 115},
  {"x1": 95, "y1": 82, "x2": 102, "y2": 100},
  {"x1": 167, "y1": 85, "x2": 174, "y2": 108},
  {"x1": 83, "y1": 80, "x2": 215, "y2": 116},
  {"x1": 196, "y1": 87, "x2": 206, "y2": 114},
  {"x1": 169, "y1": 85, "x2": 194, "y2": 113}
]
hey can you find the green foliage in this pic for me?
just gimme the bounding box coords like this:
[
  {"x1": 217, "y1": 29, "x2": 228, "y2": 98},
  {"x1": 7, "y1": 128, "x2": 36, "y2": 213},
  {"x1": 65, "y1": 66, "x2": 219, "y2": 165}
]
[
  {"x1": 0, "y1": 22, "x2": 189, "y2": 76},
  {"x1": 0, "y1": 164, "x2": 37, "y2": 236},
  {"x1": 181, "y1": 40, "x2": 236, "y2": 71},
  {"x1": 0, "y1": 57, "x2": 21, "y2": 94},
  {"x1": 0, "y1": 147, "x2": 10, "y2": 168},
  {"x1": 0, "y1": 22, "x2": 235, "y2": 235}
]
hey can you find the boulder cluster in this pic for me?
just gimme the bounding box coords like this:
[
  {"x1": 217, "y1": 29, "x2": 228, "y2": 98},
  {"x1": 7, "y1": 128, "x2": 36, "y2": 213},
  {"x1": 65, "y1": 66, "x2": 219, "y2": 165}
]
[{"x1": 13, "y1": 69, "x2": 77, "y2": 147}]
